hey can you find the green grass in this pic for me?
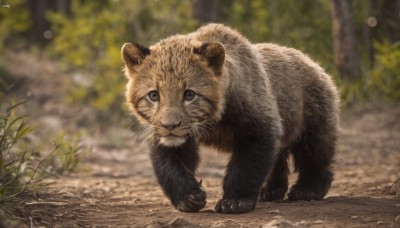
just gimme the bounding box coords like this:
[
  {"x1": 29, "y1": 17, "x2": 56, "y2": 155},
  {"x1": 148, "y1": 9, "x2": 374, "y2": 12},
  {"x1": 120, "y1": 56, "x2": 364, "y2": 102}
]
[
  {"x1": 0, "y1": 101, "x2": 83, "y2": 205},
  {"x1": 0, "y1": 101, "x2": 35, "y2": 201}
]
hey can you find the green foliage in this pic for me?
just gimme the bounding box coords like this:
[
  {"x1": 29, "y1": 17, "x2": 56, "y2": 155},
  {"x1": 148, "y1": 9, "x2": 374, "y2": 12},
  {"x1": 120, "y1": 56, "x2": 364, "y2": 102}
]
[
  {"x1": 220, "y1": 0, "x2": 334, "y2": 71},
  {"x1": 336, "y1": 78, "x2": 364, "y2": 106},
  {"x1": 48, "y1": 2, "x2": 124, "y2": 70},
  {"x1": 47, "y1": 0, "x2": 197, "y2": 116},
  {"x1": 0, "y1": 59, "x2": 10, "y2": 101},
  {"x1": 221, "y1": 0, "x2": 269, "y2": 42},
  {"x1": 368, "y1": 41, "x2": 400, "y2": 101},
  {"x1": 47, "y1": 1, "x2": 126, "y2": 112},
  {"x1": 265, "y1": 0, "x2": 333, "y2": 71},
  {"x1": 0, "y1": 0, "x2": 30, "y2": 49},
  {"x1": 45, "y1": 131, "x2": 84, "y2": 174},
  {"x1": 337, "y1": 41, "x2": 400, "y2": 105},
  {"x1": 0, "y1": 102, "x2": 35, "y2": 200},
  {"x1": 0, "y1": 102, "x2": 83, "y2": 202}
]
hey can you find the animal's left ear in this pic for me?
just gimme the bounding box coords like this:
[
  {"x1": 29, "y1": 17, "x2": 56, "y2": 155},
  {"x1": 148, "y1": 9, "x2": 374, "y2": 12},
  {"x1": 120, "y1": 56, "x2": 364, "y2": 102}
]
[{"x1": 193, "y1": 42, "x2": 225, "y2": 75}]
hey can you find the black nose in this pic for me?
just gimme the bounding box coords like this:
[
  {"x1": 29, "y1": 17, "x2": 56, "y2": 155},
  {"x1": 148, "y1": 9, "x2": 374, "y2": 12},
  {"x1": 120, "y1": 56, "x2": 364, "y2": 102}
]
[{"x1": 161, "y1": 121, "x2": 181, "y2": 131}]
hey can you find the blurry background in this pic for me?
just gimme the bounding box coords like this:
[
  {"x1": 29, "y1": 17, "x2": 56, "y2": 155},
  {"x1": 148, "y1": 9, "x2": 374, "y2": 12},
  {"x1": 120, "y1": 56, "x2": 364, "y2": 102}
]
[
  {"x1": 1, "y1": 1, "x2": 399, "y2": 226},
  {"x1": 1, "y1": 0, "x2": 399, "y2": 121}
]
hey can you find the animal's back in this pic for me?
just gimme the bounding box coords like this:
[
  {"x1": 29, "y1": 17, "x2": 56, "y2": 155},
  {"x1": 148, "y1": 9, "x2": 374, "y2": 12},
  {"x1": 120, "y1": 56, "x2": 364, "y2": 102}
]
[
  {"x1": 255, "y1": 43, "x2": 339, "y2": 148},
  {"x1": 192, "y1": 24, "x2": 274, "y2": 105}
]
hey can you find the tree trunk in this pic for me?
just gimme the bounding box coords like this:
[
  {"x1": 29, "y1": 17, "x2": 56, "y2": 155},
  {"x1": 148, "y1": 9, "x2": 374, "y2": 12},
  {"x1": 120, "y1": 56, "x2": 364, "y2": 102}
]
[
  {"x1": 364, "y1": 0, "x2": 378, "y2": 68},
  {"x1": 191, "y1": 0, "x2": 220, "y2": 23},
  {"x1": 29, "y1": 0, "x2": 49, "y2": 43},
  {"x1": 379, "y1": 0, "x2": 400, "y2": 43},
  {"x1": 56, "y1": 0, "x2": 71, "y2": 15},
  {"x1": 330, "y1": 0, "x2": 361, "y2": 81}
]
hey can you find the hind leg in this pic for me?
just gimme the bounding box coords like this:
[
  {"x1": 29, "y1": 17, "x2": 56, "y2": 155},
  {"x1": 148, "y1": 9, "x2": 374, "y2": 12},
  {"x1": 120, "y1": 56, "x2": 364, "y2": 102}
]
[
  {"x1": 288, "y1": 128, "x2": 336, "y2": 201},
  {"x1": 260, "y1": 150, "x2": 289, "y2": 201}
]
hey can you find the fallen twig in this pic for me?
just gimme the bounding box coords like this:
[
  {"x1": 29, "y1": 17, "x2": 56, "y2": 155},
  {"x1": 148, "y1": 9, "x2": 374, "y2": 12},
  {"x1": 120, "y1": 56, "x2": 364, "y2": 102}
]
[{"x1": 384, "y1": 177, "x2": 400, "y2": 196}]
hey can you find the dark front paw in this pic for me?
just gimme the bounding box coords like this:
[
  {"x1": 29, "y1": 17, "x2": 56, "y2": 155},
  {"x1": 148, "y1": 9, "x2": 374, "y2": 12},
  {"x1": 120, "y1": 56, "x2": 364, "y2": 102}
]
[
  {"x1": 176, "y1": 188, "x2": 207, "y2": 212},
  {"x1": 215, "y1": 198, "x2": 256, "y2": 214},
  {"x1": 287, "y1": 185, "x2": 324, "y2": 201},
  {"x1": 259, "y1": 185, "x2": 287, "y2": 202}
]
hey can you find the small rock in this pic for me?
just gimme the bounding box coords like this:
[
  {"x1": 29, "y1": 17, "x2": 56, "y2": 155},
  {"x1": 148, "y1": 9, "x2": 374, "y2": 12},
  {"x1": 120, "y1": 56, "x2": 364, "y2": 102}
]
[
  {"x1": 313, "y1": 220, "x2": 324, "y2": 224},
  {"x1": 376, "y1": 221, "x2": 388, "y2": 225},
  {"x1": 296, "y1": 220, "x2": 309, "y2": 225},
  {"x1": 395, "y1": 204, "x2": 400, "y2": 207},
  {"x1": 144, "y1": 217, "x2": 202, "y2": 228},
  {"x1": 261, "y1": 219, "x2": 296, "y2": 228},
  {"x1": 396, "y1": 215, "x2": 400, "y2": 221},
  {"x1": 167, "y1": 217, "x2": 202, "y2": 227},
  {"x1": 363, "y1": 217, "x2": 374, "y2": 222},
  {"x1": 351, "y1": 216, "x2": 358, "y2": 219},
  {"x1": 268, "y1": 209, "x2": 280, "y2": 214},
  {"x1": 262, "y1": 218, "x2": 311, "y2": 228}
]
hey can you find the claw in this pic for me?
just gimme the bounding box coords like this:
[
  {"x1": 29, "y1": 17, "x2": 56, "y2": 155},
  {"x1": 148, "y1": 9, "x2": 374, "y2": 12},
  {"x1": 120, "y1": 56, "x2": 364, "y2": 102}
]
[
  {"x1": 176, "y1": 188, "x2": 207, "y2": 213},
  {"x1": 215, "y1": 198, "x2": 256, "y2": 214}
]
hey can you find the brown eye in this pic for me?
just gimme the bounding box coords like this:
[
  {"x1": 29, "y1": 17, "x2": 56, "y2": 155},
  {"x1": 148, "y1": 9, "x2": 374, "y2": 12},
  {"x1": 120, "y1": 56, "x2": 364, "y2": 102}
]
[
  {"x1": 184, "y1": 90, "x2": 196, "y2": 101},
  {"x1": 148, "y1": 91, "x2": 159, "y2": 102}
]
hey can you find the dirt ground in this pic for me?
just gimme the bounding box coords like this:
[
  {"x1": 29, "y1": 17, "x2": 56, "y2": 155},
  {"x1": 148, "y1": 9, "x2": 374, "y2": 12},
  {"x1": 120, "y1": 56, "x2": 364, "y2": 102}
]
[{"x1": 2, "y1": 51, "x2": 400, "y2": 227}]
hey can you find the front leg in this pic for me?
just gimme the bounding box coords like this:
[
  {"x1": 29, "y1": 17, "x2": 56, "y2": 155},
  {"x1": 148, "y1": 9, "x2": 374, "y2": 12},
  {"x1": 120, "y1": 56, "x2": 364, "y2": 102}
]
[
  {"x1": 216, "y1": 134, "x2": 279, "y2": 214},
  {"x1": 150, "y1": 140, "x2": 206, "y2": 212}
]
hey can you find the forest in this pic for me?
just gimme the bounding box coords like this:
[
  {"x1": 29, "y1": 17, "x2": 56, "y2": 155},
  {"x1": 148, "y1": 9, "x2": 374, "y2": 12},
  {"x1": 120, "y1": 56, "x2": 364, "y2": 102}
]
[{"x1": 0, "y1": 0, "x2": 399, "y2": 227}]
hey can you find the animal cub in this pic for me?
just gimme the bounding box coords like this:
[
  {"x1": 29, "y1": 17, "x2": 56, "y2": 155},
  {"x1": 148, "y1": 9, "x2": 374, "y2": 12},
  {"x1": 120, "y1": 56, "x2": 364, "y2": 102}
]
[{"x1": 121, "y1": 24, "x2": 339, "y2": 214}]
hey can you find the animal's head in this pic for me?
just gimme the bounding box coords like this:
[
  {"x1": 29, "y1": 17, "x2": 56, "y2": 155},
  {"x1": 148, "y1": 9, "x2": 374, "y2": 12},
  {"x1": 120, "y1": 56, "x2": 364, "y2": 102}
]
[{"x1": 121, "y1": 37, "x2": 227, "y2": 147}]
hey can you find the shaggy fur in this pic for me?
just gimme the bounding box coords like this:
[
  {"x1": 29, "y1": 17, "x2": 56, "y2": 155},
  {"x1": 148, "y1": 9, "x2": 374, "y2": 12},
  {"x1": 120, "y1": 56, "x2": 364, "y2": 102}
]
[{"x1": 121, "y1": 24, "x2": 340, "y2": 214}]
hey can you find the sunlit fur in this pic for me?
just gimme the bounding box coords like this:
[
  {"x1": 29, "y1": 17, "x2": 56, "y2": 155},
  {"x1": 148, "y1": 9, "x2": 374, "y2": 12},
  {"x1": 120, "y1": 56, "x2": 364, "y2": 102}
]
[
  {"x1": 123, "y1": 37, "x2": 229, "y2": 147},
  {"x1": 122, "y1": 24, "x2": 339, "y2": 214}
]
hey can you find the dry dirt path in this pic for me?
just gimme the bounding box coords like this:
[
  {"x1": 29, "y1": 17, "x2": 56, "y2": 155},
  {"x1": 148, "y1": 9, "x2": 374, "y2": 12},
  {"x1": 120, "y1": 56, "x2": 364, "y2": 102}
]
[{"x1": 3, "y1": 51, "x2": 400, "y2": 227}]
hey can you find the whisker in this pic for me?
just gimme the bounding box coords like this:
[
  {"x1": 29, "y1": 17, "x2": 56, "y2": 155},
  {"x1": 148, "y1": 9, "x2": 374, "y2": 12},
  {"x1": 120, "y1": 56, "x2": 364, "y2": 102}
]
[
  {"x1": 189, "y1": 121, "x2": 215, "y2": 140},
  {"x1": 133, "y1": 125, "x2": 154, "y2": 145}
]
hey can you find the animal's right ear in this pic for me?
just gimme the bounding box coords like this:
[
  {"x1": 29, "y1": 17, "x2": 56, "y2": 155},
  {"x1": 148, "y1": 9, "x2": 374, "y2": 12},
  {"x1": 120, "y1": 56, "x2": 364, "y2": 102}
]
[{"x1": 121, "y1": 43, "x2": 151, "y2": 70}]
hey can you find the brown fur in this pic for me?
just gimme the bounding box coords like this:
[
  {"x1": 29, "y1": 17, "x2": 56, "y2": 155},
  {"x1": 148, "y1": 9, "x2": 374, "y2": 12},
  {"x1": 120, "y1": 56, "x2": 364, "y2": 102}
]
[
  {"x1": 255, "y1": 43, "x2": 340, "y2": 150},
  {"x1": 121, "y1": 24, "x2": 339, "y2": 214}
]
